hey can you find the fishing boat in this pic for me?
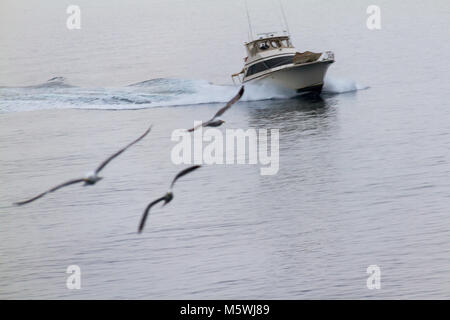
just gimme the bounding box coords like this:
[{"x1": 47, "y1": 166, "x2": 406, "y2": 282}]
[
  {"x1": 232, "y1": 32, "x2": 334, "y2": 94},
  {"x1": 232, "y1": 2, "x2": 334, "y2": 94}
]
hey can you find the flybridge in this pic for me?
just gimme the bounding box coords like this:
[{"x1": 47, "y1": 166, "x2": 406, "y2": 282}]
[
  {"x1": 254, "y1": 30, "x2": 289, "y2": 40},
  {"x1": 244, "y1": 35, "x2": 295, "y2": 60}
]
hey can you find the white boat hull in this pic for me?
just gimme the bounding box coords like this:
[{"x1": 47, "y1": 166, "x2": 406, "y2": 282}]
[{"x1": 244, "y1": 60, "x2": 333, "y2": 94}]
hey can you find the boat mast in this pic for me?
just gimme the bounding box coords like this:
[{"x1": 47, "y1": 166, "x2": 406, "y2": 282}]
[
  {"x1": 244, "y1": 0, "x2": 254, "y2": 41},
  {"x1": 278, "y1": 0, "x2": 291, "y2": 36}
]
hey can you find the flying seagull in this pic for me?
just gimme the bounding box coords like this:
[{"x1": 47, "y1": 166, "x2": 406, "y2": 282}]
[
  {"x1": 138, "y1": 165, "x2": 201, "y2": 233},
  {"x1": 14, "y1": 125, "x2": 153, "y2": 206},
  {"x1": 187, "y1": 86, "x2": 244, "y2": 132}
]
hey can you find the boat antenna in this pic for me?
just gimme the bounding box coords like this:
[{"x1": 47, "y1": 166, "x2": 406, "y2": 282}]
[
  {"x1": 278, "y1": 0, "x2": 290, "y2": 36},
  {"x1": 244, "y1": 0, "x2": 254, "y2": 41}
]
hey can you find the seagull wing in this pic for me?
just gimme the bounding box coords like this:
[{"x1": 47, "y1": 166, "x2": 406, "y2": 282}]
[
  {"x1": 14, "y1": 178, "x2": 85, "y2": 206},
  {"x1": 170, "y1": 165, "x2": 201, "y2": 189},
  {"x1": 95, "y1": 125, "x2": 152, "y2": 174},
  {"x1": 187, "y1": 120, "x2": 211, "y2": 132},
  {"x1": 186, "y1": 87, "x2": 243, "y2": 132},
  {"x1": 138, "y1": 195, "x2": 167, "y2": 233},
  {"x1": 211, "y1": 86, "x2": 244, "y2": 120}
]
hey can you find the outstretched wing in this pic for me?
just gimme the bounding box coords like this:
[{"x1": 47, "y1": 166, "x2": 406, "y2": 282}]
[
  {"x1": 14, "y1": 178, "x2": 85, "y2": 206},
  {"x1": 186, "y1": 86, "x2": 244, "y2": 132},
  {"x1": 170, "y1": 165, "x2": 201, "y2": 189},
  {"x1": 138, "y1": 196, "x2": 167, "y2": 233},
  {"x1": 187, "y1": 121, "x2": 211, "y2": 132},
  {"x1": 95, "y1": 125, "x2": 152, "y2": 174},
  {"x1": 211, "y1": 86, "x2": 244, "y2": 120}
]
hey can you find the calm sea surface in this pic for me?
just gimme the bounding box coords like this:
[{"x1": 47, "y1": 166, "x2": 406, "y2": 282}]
[{"x1": 0, "y1": 0, "x2": 449, "y2": 299}]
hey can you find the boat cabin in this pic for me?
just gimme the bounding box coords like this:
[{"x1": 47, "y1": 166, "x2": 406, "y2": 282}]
[{"x1": 245, "y1": 36, "x2": 294, "y2": 58}]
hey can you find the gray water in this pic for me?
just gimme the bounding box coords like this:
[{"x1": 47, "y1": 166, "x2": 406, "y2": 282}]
[{"x1": 0, "y1": 0, "x2": 449, "y2": 299}]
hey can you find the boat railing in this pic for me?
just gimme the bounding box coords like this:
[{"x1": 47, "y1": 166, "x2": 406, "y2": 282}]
[{"x1": 231, "y1": 70, "x2": 245, "y2": 84}]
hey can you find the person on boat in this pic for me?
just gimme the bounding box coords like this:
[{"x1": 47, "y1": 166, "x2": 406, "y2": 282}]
[{"x1": 259, "y1": 41, "x2": 269, "y2": 50}]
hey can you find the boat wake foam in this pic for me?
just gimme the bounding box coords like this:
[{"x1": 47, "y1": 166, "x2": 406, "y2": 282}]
[
  {"x1": 323, "y1": 76, "x2": 369, "y2": 94},
  {"x1": 0, "y1": 77, "x2": 367, "y2": 113}
]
